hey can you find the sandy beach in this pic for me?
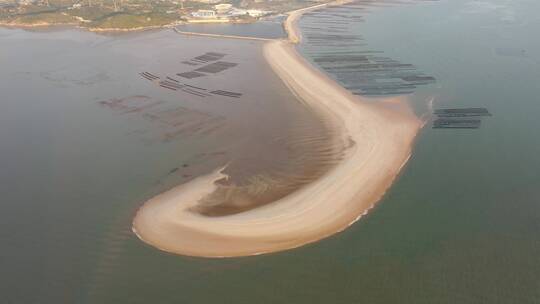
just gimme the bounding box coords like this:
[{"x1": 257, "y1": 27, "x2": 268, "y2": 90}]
[{"x1": 132, "y1": 4, "x2": 421, "y2": 257}]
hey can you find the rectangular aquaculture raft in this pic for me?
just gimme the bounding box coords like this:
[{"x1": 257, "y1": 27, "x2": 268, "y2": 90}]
[
  {"x1": 434, "y1": 108, "x2": 491, "y2": 117},
  {"x1": 433, "y1": 119, "x2": 481, "y2": 129}
]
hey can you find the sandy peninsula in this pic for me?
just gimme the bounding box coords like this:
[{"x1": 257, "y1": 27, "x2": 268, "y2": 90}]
[{"x1": 132, "y1": 3, "x2": 421, "y2": 257}]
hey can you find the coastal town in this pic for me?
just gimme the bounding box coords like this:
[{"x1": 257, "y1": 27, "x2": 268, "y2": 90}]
[{"x1": 0, "y1": 0, "x2": 330, "y2": 30}]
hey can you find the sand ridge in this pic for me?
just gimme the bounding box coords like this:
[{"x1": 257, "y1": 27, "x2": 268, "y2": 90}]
[{"x1": 132, "y1": 2, "x2": 421, "y2": 257}]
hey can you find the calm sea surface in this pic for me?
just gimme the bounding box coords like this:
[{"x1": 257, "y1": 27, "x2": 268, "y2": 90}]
[{"x1": 1, "y1": 0, "x2": 540, "y2": 303}]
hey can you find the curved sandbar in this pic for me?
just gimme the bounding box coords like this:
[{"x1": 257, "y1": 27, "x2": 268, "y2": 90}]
[{"x1": 132, "y1": 5, "x2": 421, "y2": 258}]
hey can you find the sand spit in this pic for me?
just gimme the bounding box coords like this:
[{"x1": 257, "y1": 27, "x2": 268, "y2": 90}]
[
  {"x1": 132, "y1": 3, "x2": 421, "y2": 258},
  {"x1": 284, "y1": 0, "x2": 351, "y2": 43}
]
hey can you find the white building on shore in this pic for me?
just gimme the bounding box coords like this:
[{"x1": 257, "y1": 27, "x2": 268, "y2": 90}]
[
  {"x1": 190, "y1": 4, "x2": 272, "y2": 21},
  {"x1": 191, "y1": 9, "x2": 216, "y2": 18}
]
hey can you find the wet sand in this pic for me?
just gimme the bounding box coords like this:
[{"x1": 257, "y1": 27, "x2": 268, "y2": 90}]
[{"x1": 132, "y1": 4, "x2": 421, "y2": 257}]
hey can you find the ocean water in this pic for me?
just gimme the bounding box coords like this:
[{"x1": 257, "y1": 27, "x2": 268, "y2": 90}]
[
  {"x1": 297, "y1": 0, "x2": 540, "y2": 303},
  {"x1": 2, "y1": 0, "x2": 540, "y2": 302},
  {"x1": 0, "y1": 28, "x2": 334, "y2": 302}
]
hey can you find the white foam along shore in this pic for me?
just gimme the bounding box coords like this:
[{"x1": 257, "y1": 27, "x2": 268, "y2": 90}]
[{"x1": 132, "y1": 1, "x2": 422, "y2": 258}]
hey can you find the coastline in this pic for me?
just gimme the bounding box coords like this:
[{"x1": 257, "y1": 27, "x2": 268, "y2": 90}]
[
  {"x1": 132, "y1": 1, "x2": 422, "y2": 257},
  {"x1": 0, "y1": 20, "x2": 181, "y2": 33},
  {"x1": 0, "y1": 1, "x2": 336, "y2": 34}
]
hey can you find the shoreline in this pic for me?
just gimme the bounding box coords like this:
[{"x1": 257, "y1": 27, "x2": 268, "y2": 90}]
[
  {"x1": 0, "y1": 1, "x2": 337, "y2": 34},
  {"x1": 0, "y1": 20, "x2": 181, "y2": 33},
  {"x1": 132, "y1": 1, "x2": 422, "y2": 257}
]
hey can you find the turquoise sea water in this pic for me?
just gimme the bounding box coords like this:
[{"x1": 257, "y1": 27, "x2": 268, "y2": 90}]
[{"x1": 1, "y1": 0, "x2": 540, "y2": 303}]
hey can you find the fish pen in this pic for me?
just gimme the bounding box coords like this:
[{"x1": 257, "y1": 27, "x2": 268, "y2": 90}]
[
  {"x1": 298, "y1": 0, "x2": 438, "y2": 97},
  {"x1": 434, "y1": 108, "x2": 492, "y2": 117},
  {"x1": 210, "y1": 90, "x2": 242, "y2": 98},
  {"x1": 433, "y1": 119, "x2": 482, "y2": 129},
  {"x1": 176, "y1": 71, "x2": 206, "y2": 79},
  {"x1": 183, "y1": 52, "x2": 228, "y2": 66},
  {"x1": 194, "y1": 61, "x2": 238, "y2": 74}
]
